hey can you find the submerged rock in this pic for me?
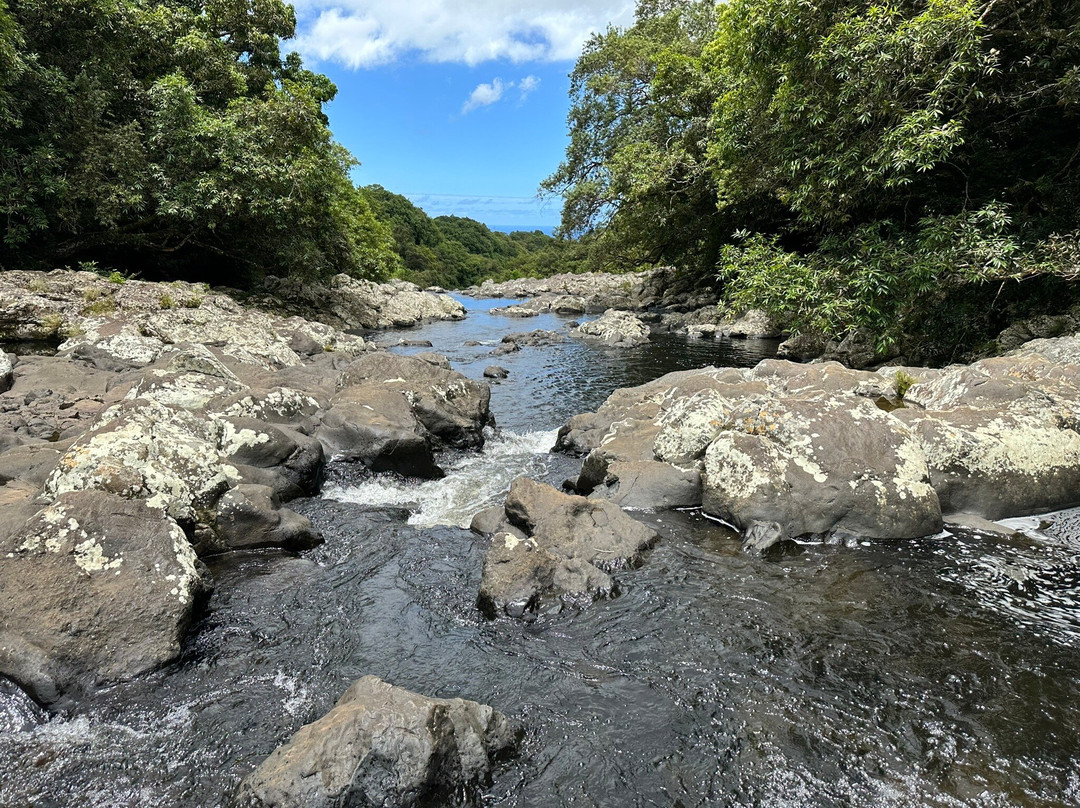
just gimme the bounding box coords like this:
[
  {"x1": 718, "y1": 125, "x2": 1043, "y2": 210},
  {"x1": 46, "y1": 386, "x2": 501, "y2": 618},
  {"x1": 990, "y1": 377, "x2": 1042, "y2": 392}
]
[
  {"x1": 0, "y1": 491, "x2": 211, "y2": 706},
  {"x1": 236, "y1": 676, "x2": 519, "y2": 808},
  {"x1": 473, "y1": 477, "x2": 658, "y2": 618},
  {"x1": 484, "y1": 365, "x2": 509, "y2": 379},
  {"x1": 571, "y1": 309, "x2": 650, "y2": 347}
]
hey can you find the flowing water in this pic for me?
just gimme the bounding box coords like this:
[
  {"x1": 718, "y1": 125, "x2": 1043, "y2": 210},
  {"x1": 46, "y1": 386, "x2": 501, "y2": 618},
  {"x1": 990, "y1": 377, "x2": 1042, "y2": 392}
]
[{"x1": 2, "y1": 298, "x2": 1079, "y2": 808}]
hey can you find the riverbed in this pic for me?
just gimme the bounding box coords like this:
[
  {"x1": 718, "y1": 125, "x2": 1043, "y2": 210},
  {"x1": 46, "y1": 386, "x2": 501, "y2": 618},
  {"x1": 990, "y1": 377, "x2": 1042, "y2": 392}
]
[{"x1": 1, "y1": 297, "x2": 1078, "y2": 807}]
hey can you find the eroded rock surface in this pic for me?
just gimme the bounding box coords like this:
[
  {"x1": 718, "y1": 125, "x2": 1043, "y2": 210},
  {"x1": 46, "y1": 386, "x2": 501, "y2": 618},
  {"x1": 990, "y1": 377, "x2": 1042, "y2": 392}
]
[
  {"x1": 472, "y1": 477, "x2": 658, "y2": 618},
  {"x1": 571, "y1": 309, "x2": 650, "y2": 347},
  {"x1": 236, "y1": 676, "x2": 519, "y2": 808},
  {"x1": 0, "y1": 491, "x2": 211, "y2": 705}
]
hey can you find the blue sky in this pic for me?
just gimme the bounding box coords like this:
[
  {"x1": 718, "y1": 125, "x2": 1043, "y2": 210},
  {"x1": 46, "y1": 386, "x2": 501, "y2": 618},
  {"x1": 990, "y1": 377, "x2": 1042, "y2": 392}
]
[{"x1": 289, "y1": 0, "x2": 636, "y2": 228}]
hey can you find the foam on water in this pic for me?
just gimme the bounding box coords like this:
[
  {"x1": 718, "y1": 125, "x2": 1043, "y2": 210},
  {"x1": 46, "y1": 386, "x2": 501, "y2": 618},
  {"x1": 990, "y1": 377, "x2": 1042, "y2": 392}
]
[{"x1": 323, "y1": 428, "x2": 559, "y2": 528}]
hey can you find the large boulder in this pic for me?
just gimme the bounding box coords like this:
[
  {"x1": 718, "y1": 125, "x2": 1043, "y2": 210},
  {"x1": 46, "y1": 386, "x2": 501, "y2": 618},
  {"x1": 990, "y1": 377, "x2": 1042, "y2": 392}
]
[
  {"x1": 263, "y1": 274, "x2": 466, "y2": 330},
  {"x1": 317, "y1": 353, "x2": 492, "y2": 476},
  {"x1": 473, "y1": 477, "x2": 658, "y2": 619},
  {"x1": 571, "y1": 309, "x2": 650, "y2": 347},
  {"x1": 701, "y1": 395, "x2": 942, "y2": 540},
  {"x1": 0, "y1": 491, "x2": 211, "y2": 706},
  {"x1": 235, "y1": 676, "x2": 519, "y2": 808}
]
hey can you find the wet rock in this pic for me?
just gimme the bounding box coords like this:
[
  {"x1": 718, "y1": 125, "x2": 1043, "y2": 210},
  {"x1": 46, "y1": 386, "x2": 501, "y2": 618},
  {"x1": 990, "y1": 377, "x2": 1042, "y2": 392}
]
[
  {"x1": 0, "y1": 491, "x2": 211, "y2": 706},
  {"x1": 484, "y1": 366, "x2": 509, "y2": 379},
  {"x1": 474, "y1": 477, "x2": 658, "y2": 618},
  {"x1": 501, "y1": 330, "x2": 567, "y2": 349},
  {"x1": 337, "y1": 352, "x2": 492, "y2": 450},
  {"x1": 317, "y1": 385, "x2": 442, "y2": 478},
  {"x1": 236, "y1": 675, "x2": 519, "y2": 808},
  {"x1": 210, "y1": 484, "x2": 321, "y2": 554},
  {"x1": 741, "y1": 521, "x2": 785, "y2": 556},
  {"x1": 580, "y1": 459, "x2": 702, "y2": 511},
  {"x1": 571, "y1": 309, "x2": 650, "y2": 347}
]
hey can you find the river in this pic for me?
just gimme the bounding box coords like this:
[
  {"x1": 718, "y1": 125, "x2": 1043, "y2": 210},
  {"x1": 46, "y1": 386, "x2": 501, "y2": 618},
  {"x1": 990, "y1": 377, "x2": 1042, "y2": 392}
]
[{"x1": 1, "y1": 296, "x2": 1078, "y2": 807}]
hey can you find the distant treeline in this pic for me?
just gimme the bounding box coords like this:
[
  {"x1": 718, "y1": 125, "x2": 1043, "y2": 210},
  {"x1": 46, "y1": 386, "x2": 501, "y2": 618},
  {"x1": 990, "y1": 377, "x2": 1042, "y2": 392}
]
[{"x1": 363, "y1": 186, "x2": 590, "y2": 289}]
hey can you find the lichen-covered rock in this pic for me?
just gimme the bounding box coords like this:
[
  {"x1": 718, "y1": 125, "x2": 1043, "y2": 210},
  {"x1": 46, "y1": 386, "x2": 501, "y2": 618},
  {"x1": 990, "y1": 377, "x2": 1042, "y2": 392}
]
[
  {"x1": 43, "y1": 399, "x2": 232, "y2": 529},
  {"x1": 0, "y1": 491, "x2": 211, "y2": 706},
  {"x1": 571, "y1": 309, "x2": 650, "y2": 347},
  {"x1": 473, "y1": 477, "x2": 658, "y2": 619},
  {"x1": 262, "y1": 274, "x2": 466, "y2": 330},
  {"x1": 335, "y1": 352, "x2": 492, "y2": 451},
  {"x1": 721, "y1": 309, "x2": 782, "y2": 339},
  {"x1": 235, "y1": 676, "x2": 520, "y2": 808},
  {"x1": 210, "y1": 484, "x2": 321, "y2": 554},
  {"x1": 701, "y1": 395, "x2": 942, "y2": 540}
]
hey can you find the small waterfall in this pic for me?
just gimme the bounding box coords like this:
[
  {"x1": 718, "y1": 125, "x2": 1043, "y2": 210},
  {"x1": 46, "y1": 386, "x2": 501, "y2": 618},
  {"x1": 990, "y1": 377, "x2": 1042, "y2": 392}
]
[{"x1": 323, "y1": 428, "x2": 559, "y2": 528}]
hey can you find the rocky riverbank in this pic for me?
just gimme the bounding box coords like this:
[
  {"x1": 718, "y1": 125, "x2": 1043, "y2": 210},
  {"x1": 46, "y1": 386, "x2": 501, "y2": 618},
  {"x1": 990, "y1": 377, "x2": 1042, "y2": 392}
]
[{"x1": 0, "y1": 270, "x2": 492, "y2": 708}]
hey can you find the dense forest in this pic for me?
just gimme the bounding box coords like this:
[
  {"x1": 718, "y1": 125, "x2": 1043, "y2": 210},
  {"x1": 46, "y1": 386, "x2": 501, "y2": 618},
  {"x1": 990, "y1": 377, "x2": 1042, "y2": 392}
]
[
  {"x1": 0, "y1": 0, "x2": 572, "y2": 287},
  {"x1": 546, "y1": 0, "x2": 1080, "y2": 357}
]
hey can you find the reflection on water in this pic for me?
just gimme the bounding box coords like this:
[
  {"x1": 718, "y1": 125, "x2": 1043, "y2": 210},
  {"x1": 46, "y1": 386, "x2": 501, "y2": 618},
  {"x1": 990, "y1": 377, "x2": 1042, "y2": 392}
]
[{"x1": 2, "y1": 297, "x2": 1079, "y2": 808}]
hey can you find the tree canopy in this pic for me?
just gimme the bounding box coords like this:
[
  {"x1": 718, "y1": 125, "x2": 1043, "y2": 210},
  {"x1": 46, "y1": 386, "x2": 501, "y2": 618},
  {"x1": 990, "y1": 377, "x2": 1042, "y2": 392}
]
[
  {"x1": 547, "y1": 0, "x2": 1080, "y2": 359},
  {"x1": 0, "y1": 0, "x2": 397, "y2": 283}
]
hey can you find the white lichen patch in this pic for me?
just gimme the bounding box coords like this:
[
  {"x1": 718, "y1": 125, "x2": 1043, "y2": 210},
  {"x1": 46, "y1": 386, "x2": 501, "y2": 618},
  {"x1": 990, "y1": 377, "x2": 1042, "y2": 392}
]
[
  {"x1": 73, "y1": 537, "x2": 123, "y2": 573},
  {"x1": 218, "y1": 422, "x2": 272, "y2": 456}
]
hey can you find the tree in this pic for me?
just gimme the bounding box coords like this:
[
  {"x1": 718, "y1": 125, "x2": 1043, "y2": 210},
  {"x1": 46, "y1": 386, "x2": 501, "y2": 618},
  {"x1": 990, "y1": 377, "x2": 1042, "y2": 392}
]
[
  {"x1": 0, "y1": 0, "x2": 397, "y2": 283},
  {"x1": 542, "y1": 1, "x2": 724, "y2": 274}
]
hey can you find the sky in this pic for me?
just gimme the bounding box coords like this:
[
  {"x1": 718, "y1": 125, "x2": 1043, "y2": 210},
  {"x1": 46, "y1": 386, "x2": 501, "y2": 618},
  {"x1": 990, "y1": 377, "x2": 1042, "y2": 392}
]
[{"x1": 289, "y1": 0, "x2": 636, "y2": 228}]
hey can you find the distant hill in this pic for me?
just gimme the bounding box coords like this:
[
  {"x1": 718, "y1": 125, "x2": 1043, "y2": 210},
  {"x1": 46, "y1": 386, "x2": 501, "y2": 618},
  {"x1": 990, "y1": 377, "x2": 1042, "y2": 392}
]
[
  {"x1": 363, "y1": 186, "x2": 587, "y2": 288},
  {"x1": 489, "y1": 225, "x2": 558, "y2": 236}
]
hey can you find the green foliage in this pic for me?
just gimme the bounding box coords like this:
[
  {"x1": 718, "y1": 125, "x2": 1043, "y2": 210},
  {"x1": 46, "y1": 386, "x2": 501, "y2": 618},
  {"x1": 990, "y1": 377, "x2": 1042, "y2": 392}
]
[
  {"x1": 82, "y1": 297, "x2": 116, "y2": 315},
  {"x1": 552, "y1": 0, "x2": 1080, "y2": 358},
  {"x1": 894, "y1": 371, "x2": 917, "y2": 399},
  {"x1": 159, "y1": 293, "x2": 175, "y2": 309},
  {"x1": 0, "y1": 0, "x2": 396, "y2": 284},
  {"x1": 363, "y1": 185, "x2": 591, "y2": 288}
]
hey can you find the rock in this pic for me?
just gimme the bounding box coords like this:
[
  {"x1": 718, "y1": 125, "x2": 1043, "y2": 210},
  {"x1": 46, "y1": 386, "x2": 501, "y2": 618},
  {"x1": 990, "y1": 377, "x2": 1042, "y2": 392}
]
[
  {"x1": 820, "y1": 328, "x2": 900, "y2": 369},
  {"x1": 317, "y1": 385, "x2": 443, "y2": 478},
  {"x1": 236, "y1": 675, "x2": 519, "y2": 808},
  {"x1": 484, "y1": 366, "x2": 509, "y2": 379},
  {"x1": 501, "y1": 330, "x2": 567, "y2": 349},
  {"x1": 337, "y1": 352, "x2": 492, "y2": 450},
  {"x1": 720, "y1": 309, "x2": 782, "y2": 339},
  {"x1": 474, "y1": 477, "x2": 658, "y2": 618},
  {"x1": 210, "y1": 484, "x2": 321, "y2": 554},
  {"x1": 413, "y1": 351, "x2": 451, "y2": 368},
  {"x1": 581, "y1": 460, "x2": 702, "y2": 510},
  {"x1": 570, "y1": 309, "x2": 650, "y2": 347},
  {"x1": 776, "y1": 332, "x2": 837, "y2": 362},
  {"x1": 0, "y1": 443, "x2": 63, "y2": 487},
  {"x1": 0, "y1": 491, "x2": 211, "y2": 706},
  {"x1": 263, "y1": 274, "x2": 466, "y2": 331},
  {"x1": 491, "y1": 305, "x2": 538, "y2": 318},
  {"x1": 701, "y1": 394, "x2": 942, "y2": 540},
  {"x1": 218, "y1": 419, "x2": 325, "y2": 501},
  {"x1": 741, "y1": 521, "x2": 786, "y2": 556},
  {"x1": 0, "y1": 353, "x2": 12, "y2": 394}
]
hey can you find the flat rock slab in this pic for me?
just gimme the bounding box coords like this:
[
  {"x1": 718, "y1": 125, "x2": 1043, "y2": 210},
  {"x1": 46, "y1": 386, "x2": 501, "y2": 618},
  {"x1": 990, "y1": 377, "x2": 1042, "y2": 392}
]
[
  {"x1": 571, "y1": 309, "x2": 650, "y2": 347},
  {"x1": 236, "y1": 676, "x2": 519, "y2": 808},
  {"x1": 473, "y1": 477, "x2": 658, "y2": 619},
  {"x1": 0, "y1": 491, "x2": 211, "y2": 706}
]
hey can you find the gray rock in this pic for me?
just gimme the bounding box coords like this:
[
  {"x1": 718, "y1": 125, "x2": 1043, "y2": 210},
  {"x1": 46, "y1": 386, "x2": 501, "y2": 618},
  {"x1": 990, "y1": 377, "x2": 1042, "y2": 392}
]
[
  {"x1": 210, "y1": 484, "x2": 321, "y2": 554},
  {"x1": 338, "y1": 352, "x2": 492, "y2": 450},
  {"x1": 484, "y1": 366, "x2": 509, "y2": 379},
  {"x1": 236, "y1": 676, "x2": 519, "y2": 808},
  {"x1": 0, "y1": 491, "x2": 211, "y2": 706},
  {"x1": 0, "y1": 352, "x2": 12, "y2": 394},
  {"x1": 413, "y1": 351, "x2": 450, "y2": 368},
  {"x1": 741, "y1": 521, "x2": 786, "y2": 556},
  {"x1": 701, "y1": 395, "x2": 942, "y2": 541},
  {"x1": 571, "y1": 309, "x2": 650, "y2": 347},
  {"x1": 490, "y1": 305, "x2": 538, "y2": 318},
  {"x1": 721, "y1": 309, "x2": 782, "y2": 339},
  {"x1": 474, "y1": 477, "x2": 658, "y2": 619},
  {"x1": 218, "y1": 418, "x2": 325, "y2": 500}
]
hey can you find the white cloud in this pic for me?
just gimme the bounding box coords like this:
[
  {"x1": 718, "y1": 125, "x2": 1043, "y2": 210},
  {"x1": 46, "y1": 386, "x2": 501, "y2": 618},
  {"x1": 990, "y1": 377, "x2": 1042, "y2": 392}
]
[
  {"x1": 518, "y1": 75, "x2": 541, "y2": 100},
  {"x1": 462, "y1": 78, "x2": 506, "y2": 113},
  {"x1": 291, "y1": 0, "x2": 636, "y2": 69}
]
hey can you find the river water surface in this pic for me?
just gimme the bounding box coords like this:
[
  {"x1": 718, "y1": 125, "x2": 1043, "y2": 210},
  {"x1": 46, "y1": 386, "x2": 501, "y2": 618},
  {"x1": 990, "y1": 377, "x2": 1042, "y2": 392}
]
[{"x1": 2, "y1": 297, "x2": 1079, "y2": 808}]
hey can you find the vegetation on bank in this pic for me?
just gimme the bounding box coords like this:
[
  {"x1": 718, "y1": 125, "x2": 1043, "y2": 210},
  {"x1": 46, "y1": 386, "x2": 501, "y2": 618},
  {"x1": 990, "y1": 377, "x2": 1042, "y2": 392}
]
[{"x1": 546, "y1": 0, "x2": 1080, "y2": 360}]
